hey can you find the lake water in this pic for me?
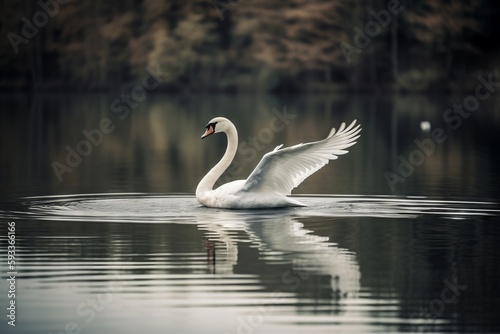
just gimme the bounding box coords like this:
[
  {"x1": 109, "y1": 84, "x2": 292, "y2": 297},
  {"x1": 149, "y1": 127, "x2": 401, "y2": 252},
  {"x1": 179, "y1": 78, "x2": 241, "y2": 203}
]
[{"x1": 0, "y1": 93, "x2": 499, "y2": 333}]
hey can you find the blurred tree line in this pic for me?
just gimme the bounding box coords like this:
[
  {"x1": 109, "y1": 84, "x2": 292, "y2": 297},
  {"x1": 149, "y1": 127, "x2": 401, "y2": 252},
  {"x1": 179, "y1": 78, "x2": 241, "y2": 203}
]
[{"x1": 1, "y1": 0, "x2": 499, "y2": 93}]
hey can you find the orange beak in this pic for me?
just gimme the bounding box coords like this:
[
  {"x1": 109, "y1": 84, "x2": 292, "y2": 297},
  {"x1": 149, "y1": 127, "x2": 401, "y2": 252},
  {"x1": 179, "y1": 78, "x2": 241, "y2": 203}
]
[{"x1": 201, "y1": 125, "x2": 215, "y2": 139}]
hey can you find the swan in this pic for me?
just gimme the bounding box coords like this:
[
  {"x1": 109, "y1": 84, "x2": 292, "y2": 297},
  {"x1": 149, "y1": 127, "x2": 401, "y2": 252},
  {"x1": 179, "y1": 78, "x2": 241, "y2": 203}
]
[{"x1": 196, "y1": 117, "x2": 361, "y2": 209}]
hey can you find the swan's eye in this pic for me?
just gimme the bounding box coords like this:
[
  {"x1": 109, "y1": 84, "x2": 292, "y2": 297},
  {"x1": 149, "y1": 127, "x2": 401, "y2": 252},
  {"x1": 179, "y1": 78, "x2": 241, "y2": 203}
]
[{"x1": 206, "y1": 122, "x2": 217, "y2": 130}]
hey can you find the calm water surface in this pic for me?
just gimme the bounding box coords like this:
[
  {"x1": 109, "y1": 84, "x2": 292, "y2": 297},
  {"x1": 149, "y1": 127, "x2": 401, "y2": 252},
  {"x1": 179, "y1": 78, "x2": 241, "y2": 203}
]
[{"x1": 0, "y1": 94, "x2": 499, "y2": 333}]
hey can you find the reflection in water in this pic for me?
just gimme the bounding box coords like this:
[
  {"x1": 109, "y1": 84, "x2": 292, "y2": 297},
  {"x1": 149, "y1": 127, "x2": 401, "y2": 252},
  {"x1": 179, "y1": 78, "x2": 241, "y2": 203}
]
[
  {"x1": 198, "y1": 213, "x2": 360, "y2": 296},
  {"x1": 0, "y1": 195, "x2": 364, "y2": 334},
  {"x1": 1, "y1": 94, "x2": 499, "y2": 200},
  {"x1": 245, "y1": 216, "x2": 360, "y2": 297},
  {"x1": 0, "y1": 194, "x2": 498, "y2": 333},
  {"x1": 198, "y1": 219, "x2": 239, "y2": 275},
  {"x1": 1, "y1": 92, "x2": 499, "y2": 333}
]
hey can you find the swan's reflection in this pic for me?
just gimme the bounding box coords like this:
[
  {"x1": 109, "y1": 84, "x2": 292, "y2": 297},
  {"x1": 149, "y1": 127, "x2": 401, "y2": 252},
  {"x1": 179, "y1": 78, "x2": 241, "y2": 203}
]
[
  {"x1": 198, "y1": 219, "x2": 240, "y2": 274},
  {"x1": 18, "y1": 194, "x2": 361, "y2": 298},
  {"x1": 196, "y1": 211, "x2": 360, "y2": 298}
]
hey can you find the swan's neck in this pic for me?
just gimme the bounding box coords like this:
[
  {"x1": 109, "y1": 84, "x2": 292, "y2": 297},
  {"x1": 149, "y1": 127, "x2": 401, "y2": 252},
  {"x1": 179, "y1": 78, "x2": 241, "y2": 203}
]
[{"x1": 196, "y1": 124, "x2": 238, "y2": 195}]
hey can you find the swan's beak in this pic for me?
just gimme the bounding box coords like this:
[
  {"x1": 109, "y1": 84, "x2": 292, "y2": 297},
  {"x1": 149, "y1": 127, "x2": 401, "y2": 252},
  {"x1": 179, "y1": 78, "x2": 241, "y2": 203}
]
[{"x1": 201, "y1": 125, "x2": 215, "y2": 139}]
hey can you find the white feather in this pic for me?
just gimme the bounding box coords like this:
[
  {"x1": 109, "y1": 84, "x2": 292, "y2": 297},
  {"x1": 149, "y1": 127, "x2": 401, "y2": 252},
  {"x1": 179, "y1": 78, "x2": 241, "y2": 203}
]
[{"x1": 242, "y1": 120, "x2": 361, "y2": 195}]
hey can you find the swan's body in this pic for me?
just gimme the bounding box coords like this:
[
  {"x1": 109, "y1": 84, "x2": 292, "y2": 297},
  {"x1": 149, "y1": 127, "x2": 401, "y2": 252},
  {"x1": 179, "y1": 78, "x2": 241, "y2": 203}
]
[{"x1": 196, "y1": 117, "x2": 361, "y2": 209}]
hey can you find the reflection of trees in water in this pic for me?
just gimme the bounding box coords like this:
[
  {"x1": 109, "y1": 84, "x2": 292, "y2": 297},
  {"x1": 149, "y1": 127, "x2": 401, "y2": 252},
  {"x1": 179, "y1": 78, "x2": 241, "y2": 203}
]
[{"x1": 1, "y1": 94, "x2": 499, "y2": 200}]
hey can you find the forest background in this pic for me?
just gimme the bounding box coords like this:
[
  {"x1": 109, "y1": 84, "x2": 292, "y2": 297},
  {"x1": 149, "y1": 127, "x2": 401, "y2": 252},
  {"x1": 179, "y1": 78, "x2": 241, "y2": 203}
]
[{"x1": 2, "y1": 0, "x2": 499, "y2": 93}]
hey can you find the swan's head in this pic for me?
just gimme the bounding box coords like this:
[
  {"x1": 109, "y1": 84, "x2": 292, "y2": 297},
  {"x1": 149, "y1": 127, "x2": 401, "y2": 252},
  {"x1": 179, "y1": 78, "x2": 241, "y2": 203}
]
[{"x1": 201, "y1": 117, "x2": 232, "y2": 139}]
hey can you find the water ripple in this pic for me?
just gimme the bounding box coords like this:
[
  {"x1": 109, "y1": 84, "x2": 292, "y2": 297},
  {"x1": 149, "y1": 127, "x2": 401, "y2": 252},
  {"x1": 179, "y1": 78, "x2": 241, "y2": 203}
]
[{"x1": 0, "y1": 193, "x2": 496, "y2": 223}]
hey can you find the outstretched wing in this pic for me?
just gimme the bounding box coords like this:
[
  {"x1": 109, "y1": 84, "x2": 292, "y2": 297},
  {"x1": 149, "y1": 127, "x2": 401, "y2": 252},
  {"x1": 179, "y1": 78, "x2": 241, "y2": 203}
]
[{"x1": 242, "y1": 120, "x2": 361, "y2": 195}]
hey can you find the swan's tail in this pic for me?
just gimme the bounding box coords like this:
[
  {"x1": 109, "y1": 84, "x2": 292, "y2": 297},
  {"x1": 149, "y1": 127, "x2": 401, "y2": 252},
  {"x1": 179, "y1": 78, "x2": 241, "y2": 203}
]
[{"x1": 285, "y1": 197, "x2": 307, "y2": 207}]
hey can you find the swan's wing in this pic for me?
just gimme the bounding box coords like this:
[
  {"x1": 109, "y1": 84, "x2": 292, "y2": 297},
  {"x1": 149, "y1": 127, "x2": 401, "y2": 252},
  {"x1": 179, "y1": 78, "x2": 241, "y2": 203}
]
[{"x1": 242, "y1": 120, "x2": 361, "y2": 195}]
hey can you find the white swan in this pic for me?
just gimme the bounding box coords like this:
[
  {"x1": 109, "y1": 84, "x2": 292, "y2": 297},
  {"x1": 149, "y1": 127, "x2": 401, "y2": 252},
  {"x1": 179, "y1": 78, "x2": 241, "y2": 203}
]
[{"x1": 196, "y1": 117, "x2": 361, "y2": 209}]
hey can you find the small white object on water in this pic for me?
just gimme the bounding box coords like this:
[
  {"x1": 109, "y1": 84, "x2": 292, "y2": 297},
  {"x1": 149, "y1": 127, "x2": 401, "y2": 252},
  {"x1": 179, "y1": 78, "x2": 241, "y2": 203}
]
[{"x1": 420, "y1": 121, "x2": 431, "y2": 132}]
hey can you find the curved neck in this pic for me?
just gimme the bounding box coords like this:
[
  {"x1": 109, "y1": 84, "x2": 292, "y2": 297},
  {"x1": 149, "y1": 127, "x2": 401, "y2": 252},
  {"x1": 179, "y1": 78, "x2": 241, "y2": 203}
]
[{"x1": 196, "y1": 123, "x2": 238, "y2": 194}]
